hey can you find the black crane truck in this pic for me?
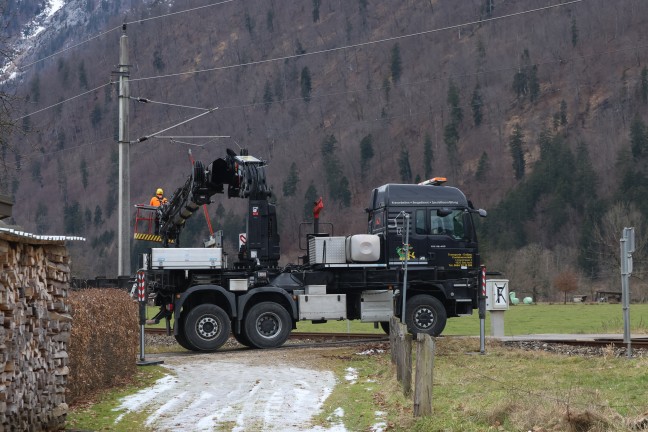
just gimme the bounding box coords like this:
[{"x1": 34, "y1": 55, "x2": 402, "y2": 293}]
[{"x1": 139, "y1": 149, "x2": 487, "y2": 351}]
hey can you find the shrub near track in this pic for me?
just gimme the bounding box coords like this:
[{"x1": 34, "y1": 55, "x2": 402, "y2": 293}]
[{"x1": 67, "y1": 288, "x2": 139, "y2": 405}]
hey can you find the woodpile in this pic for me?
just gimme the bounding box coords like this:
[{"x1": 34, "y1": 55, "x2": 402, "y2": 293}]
[{"x1": 0, "y1": 232, "x2": 71, "y2": 431}]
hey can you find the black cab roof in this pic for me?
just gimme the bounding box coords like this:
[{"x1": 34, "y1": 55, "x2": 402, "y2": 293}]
[{"x1": 369, "y1": 183, "x2": 469, "y2": 210}]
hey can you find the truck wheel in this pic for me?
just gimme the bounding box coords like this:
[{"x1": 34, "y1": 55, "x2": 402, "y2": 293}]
[
  {"x1": 405, "y1": 295, "x2": 447, "y2": 336},
  {"x1": 244, "y1": 302, "x2": 291, "y2": 349},
  {"x1": 379, "y1": 321, "x2": 390, "y2": 335},
  {"x1": 184, "y1": 304, "x2": 231, "y2": 352},
  {"x1": 232, "y1": 328, "x2": 253, "y2": 348},
  {"x1": 174, "y1": 314, "x2": 196, "y2": 351}
]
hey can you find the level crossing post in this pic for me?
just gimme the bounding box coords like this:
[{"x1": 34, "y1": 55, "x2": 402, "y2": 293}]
[
  {"x1": 479, "y1": 265, "x2": 486, "y2": 354},
  {"x1": 621, "y1": 227, "x2": 634, "y2": 358},
  {"x1": 136, "y1": 270, "x2": 163, "y2": 366}
]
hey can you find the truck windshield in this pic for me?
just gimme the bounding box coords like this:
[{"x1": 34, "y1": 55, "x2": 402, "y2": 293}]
[{"x1": 430, "y1": 209, "x2": 466, "y2": 239}]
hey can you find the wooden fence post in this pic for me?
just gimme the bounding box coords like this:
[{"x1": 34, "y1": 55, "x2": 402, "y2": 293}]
[
  {"x1": 414, "y1": 333, "x2": 435, "y2": 417},
  {"x1": 402, "y1": 331, "x2": 412, "y2": 395}
]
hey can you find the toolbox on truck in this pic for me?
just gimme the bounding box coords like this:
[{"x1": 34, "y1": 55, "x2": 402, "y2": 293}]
[
  {"x1": 298, "y1": 294, "x2": 347, "y2": 320},
  {"x1": 150, "y1": 248, "x2": 223, "y2": 269}
]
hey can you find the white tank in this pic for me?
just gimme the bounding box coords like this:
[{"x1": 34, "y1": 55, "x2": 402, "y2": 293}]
[{"x1": 345, "y1": 235, "x2": 380, "y2": 262}]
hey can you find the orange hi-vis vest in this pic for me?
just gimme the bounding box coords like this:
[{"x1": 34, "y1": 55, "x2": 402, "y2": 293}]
[{"x1": 150, "y1": 196, "x2": 164, "y2": 206}]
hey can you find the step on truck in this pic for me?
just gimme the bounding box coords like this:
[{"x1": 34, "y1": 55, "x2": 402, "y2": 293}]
[{"x1": 138, "y1": 149, "x2": 487, "y2": 351}]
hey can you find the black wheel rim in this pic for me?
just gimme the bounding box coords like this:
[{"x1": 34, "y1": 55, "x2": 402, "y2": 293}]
[{"x1": 256, "y1": 312, "x2": 281, "y2": 339}]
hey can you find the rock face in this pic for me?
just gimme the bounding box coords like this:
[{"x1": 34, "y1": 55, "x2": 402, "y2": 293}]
[{"x1": 0, "y1": 231, "x2": 72, "y2": 431}]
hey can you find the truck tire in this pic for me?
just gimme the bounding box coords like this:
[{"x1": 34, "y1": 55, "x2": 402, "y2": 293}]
[
  {"x1": 405, "y1": 295, "x2": 447, "y2": 336},
  {"x1": 174, "y1": 315, "x2": 197, "y2": 351},
  {"x1": 244, "y1": 302, "x2": 291, "y2": 349},
  {"x1": 379, "y1": 321, "x2": 390, "y2": 335},
  {"x1": 232, "y1": 327, "x2": 253, "y2": 348},
  {"x1": 184, "y1": 304, "x2": 231, "y2": 352}
]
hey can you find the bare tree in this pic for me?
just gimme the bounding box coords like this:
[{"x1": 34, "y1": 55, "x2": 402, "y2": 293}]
[
  {"x1": 591, "y1": 202, "x2": 648, "y2": 301},
  {"x1": 553, "y1": 269, "x2": 579, "y2": 304}
]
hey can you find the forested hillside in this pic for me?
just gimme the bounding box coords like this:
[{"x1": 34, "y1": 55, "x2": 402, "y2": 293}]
[{"x1": 1, "y1": 0, "x2": 648, "y2": 301}]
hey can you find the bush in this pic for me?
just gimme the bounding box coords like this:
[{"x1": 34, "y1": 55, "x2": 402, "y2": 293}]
[{"x1": 67, "y1": 289, "x2": 138, "y2": 405}]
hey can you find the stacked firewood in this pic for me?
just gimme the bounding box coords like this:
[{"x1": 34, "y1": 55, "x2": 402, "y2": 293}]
[{"x1": 0, "y1": 233, "x2": 71, "y2": 431}]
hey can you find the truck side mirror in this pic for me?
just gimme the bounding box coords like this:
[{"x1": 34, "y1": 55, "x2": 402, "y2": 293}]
[
  {"x1": 436, "y1": 208, "x2": 452, "y2": 217},
  {"x1": 477, "y1": 209, "x2": 487, "y2": 218}
]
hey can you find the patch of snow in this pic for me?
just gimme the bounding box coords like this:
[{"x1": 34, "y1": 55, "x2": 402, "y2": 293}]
[
  {"x1": 356, "y1": 348, "x2": 385, "y2": 356},
  {"x1": 344, "y1": 367, "x2": 358, "y2": 384},
  {"x1": 114, "y1": 358, "x2": 345, "y2": 432}
]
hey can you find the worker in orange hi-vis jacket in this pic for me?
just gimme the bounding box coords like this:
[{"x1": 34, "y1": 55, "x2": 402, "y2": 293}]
[{"x1": 150, "y1": 188, "x2": 168, "y2": 207}]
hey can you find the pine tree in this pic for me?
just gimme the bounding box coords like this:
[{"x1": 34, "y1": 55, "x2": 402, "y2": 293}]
[
  {"x1": 630, "y1": 116, "x2": 648, "y2": 158},
  {"x1": 559, "y1": 100, "x2": 568, "y2": 126},
  {"x1": 303, "y1": 181, "x2": 318, "y2": 221},
  {"x1": 571, "y1": 17, "x2": 579, "y2": 47},
  {"x1": 475, "y1": 151, "x2": 489, "y2": 180},
  {"x1": 359, "y1": 134, "x2": 374, "y2": 178},
  {"x1": 399, "y1": 148, "x2": 412, "y2": 182},
  {"x1": 80, "y1": 158, "x2": 89, "y2": 189},
  {"x1": 390, "y1": 43, "x2": 402, "y2": 83},
  {"x1": 78, "y1": 61, "x2": 88, "y2": 90},
  {"x1": 509, "y1": 124, "x2": 525, "y2": 179},
  {"x1": 312, "y1": 0, "x2": 320, "y2": 22},
  {"x1": 282, "y1": 162, "x2": 299, "y2": 197},
  {"x1": 447, "y1": 80, "x2": 463, "y2": 125},
  {"x1": 471, "y1": 83, "x2": 483, "y2": 126},
  {"x1": 300, "y1": 66, "x2": 312, "y2": 102}
]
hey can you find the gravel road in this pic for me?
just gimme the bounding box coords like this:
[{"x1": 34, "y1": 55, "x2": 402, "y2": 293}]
[{"x1": 113, "y1": 346, "x2": 354, "y2": 432}]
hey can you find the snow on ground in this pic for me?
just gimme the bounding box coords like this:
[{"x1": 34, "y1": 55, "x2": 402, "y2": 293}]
[{"x1": 113, "y1": 351, "x2": 348, "y2": 432}]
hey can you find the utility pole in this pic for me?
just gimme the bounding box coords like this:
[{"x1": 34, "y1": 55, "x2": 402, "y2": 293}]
[{"x1": 118, "y1": 24, "x2": 130, "y2": 277}]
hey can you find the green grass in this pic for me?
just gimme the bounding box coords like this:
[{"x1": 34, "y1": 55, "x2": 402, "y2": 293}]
[
  {"x1": 444, "y1": 302, "x2": 648, "y2": 335},
  {"x1": 146, "y1": 303, "x2": 648, "y2": 335},
  {"x1": 66, "y1": 366, "x2": 167, "y2": 431},
  {"x1": 317, "y1": 339, "x2": 648, "y2": 432}
]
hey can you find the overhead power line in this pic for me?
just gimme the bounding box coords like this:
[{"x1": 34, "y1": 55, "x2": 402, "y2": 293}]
[
  {"x1": 131, "y1": 0, "x2": 586, "y2": 83},
  {"x1": 16, "y1": 0, "x2": 240, "y2": 72}
]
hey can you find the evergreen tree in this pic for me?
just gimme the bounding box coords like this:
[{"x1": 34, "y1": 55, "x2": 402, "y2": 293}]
[
  {"x1": 80, "y1": 157, "x2": 89, "y2": 189},
  {"x1": 303, "y1": 181, "x2": 318, "y2": 221},
  {"x1": 390, "y1": 43, "x2": 402, "y2": 83},
  {"x1": 282, "y1": 162, "x2": 299, "y2": 197},
  {"x1": 312, "y1": 0, "x2": 320, "y2": 22},
  {"x1": 94, "y1": 205, "x2": 103, "y2": 227},
  {"x1": 423, "y1": 133, "x2": 433, "y2": 178},
  {"x1": 338, "y1": 176, "x2": 351, "y2": 207},
  {"x1": 30, "y1": 74, "x2": 40, "y2": 103},
  {"x1": 571, "y1": 17, "x2": 579, "y2": 47},
  {"x1": 35, "y1": 202, "x2": 49, "y2": 233},
  {"x1": 471, "y1": 83, "x2": 483, "y2": 126},
  {"x1": 359, "y1": 134, "x2": 374, "y2": 178},
  {"x1": 529, "y1": 65, "x2": 540, "y2": 102},
  {"x1": 153, "y1": 50, "x2": 165, "y2": 71},
  {"x1": 559, "y1": 100, "x2": 568, "y2": 126},
  {"x1": 630, "y1": 116, "x2": 648, "y2": 158},
  {"x1": 78, "y1": 61, "x2": 88, "y2": 90},
  {"x1": 475, "y1": 151, "x2": 489, "y2": 180},
  {"x1": 31, "y1": 159, "x2": 43, "y2": 187},
  {"x1": 399, "y1": 148, "x2": 412, "y2": 182},
  {"x1": 90, "y1": 104, "x2": 102, "y2": 129},
  {"x1": 481, "y1": 0, "x2": 494, "y2": 19},
  {"x1": 447, "y1": 80, "x2": 463, "y2": 125},
  {"x1": 300, "y1": 66, "x2": 312, "y2": 102},
  {"x1": 509, "y1": 124, "x2": 525, "y2": 180},
  {"x1": 266, "y1": 9, "x2": 274, "y2": 32}
]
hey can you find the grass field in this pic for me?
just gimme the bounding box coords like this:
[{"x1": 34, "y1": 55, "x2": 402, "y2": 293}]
[
  {"x1": 292, "y1": 302, "x2": 648, "y2": 335},
  {"x1": 146, "y1": 302, "x2": 648, "y2": 335},
  {"x1": 71, "y1": 303, "x2": 648, "y2": 431}
]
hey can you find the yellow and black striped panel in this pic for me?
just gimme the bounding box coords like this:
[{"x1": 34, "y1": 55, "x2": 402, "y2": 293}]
[{"x1": 134, "y1": 233, "x2": 174, "y2": 243}]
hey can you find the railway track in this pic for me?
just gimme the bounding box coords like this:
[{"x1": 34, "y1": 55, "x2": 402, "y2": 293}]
[
  {"x1": 144, "y1": 327, "x2": 648, "y2": 351},
  {"x1": 536, "y1": 337, "x2": 648, "y2": 350}
]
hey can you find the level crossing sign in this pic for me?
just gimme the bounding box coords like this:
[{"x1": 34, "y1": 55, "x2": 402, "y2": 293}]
[{"x1": 485, "y1": 279, "x2": 509, "y2": 311}]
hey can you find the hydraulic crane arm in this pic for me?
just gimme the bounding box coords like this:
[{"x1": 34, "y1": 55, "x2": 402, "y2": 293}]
[{"x1": 158, "y1": 148, "x2": 271, "y2": 247}]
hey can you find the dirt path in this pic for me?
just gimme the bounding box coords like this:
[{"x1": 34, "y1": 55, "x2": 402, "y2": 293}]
[{"x1": 113, "y1": 348, "x2": 350, "y2": 432}]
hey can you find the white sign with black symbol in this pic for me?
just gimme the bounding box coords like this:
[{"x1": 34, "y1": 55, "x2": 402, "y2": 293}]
[{"x1": 485, "y1": 279, "x2": 509, "y2": 311}]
